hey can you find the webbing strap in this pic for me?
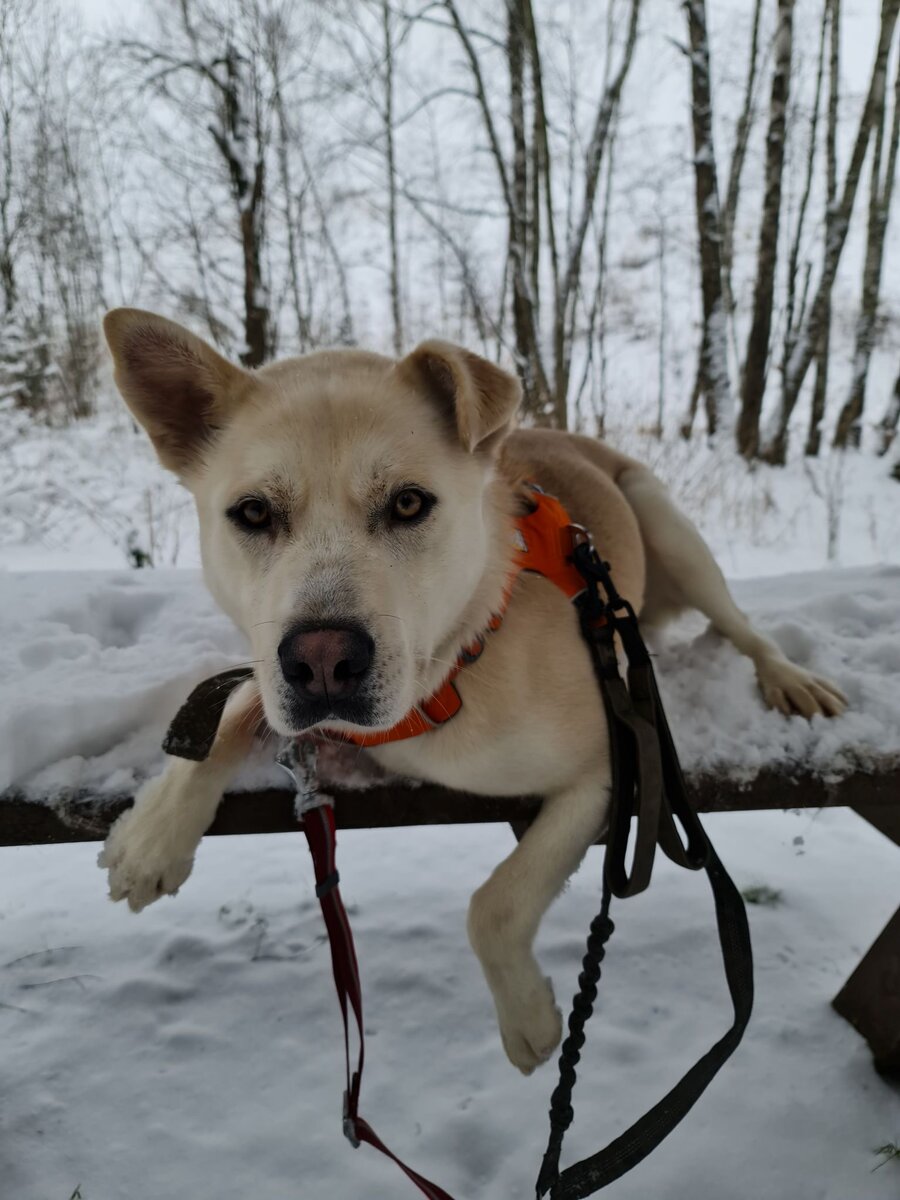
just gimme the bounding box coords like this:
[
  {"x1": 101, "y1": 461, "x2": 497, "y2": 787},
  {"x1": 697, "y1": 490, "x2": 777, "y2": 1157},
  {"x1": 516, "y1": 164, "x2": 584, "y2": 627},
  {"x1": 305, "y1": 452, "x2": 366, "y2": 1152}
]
[
  {"x1": 535, "y1": 544, "x2": 754, "y2": 1198},
  {"x1": 300, "y1": 803, "x2": 457, "y2": 1200}
]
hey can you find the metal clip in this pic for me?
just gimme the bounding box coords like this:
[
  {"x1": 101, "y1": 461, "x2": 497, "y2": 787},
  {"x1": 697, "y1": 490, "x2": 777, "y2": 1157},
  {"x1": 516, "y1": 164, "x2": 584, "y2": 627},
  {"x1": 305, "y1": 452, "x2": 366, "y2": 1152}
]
[
  {"x1": 566, "y1": 522, "x2": 595, "y2": 557},
  {"x1": 342, "y1": 1090, "x2": 361, "y2": 1148},
  {"x1": 275, "y1": 740, "x2": 331, "y2": 816}
]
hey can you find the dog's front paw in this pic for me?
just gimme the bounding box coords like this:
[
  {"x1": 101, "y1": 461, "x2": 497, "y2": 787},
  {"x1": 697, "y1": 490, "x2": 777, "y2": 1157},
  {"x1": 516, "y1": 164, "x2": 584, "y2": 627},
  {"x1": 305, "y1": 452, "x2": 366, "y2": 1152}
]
[
  {"x1": 757, "y1": 658, "x2": 848, "y2": 719},
  {"x1": 496, "y1": 974, "x2": 563, "y2": 1076},
  {"x1": 98, "y1": 786, "x2": 198, "y2": 912}
]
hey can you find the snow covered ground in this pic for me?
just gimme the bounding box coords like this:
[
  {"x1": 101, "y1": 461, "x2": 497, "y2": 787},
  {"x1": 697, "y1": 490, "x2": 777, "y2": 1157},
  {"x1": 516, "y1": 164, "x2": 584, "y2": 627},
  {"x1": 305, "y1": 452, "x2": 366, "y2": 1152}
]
[{"x1": 1, "y1": 810, "x2": 898, "y2": 1199}]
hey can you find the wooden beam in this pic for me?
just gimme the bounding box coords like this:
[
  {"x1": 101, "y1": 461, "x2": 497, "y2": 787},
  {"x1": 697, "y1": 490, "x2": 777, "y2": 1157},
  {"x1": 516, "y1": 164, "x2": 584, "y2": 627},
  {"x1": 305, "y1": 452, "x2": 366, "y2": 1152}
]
[
  {"x1": 833, "y1": 905, "x2": 900, "y2": 1078},
  {"x1": 1, "y1": 763, "x2": 898, "y2": 847},
  {"x1": 832, "y1": 800, "x2": 900, "y2": 1078}
]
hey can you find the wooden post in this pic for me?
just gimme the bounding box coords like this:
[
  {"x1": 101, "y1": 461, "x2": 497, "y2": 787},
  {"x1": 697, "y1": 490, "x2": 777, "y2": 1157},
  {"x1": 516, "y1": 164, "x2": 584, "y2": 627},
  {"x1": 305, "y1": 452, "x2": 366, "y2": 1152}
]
[{"x1": 832, "y1": 802, "x2": 900, "y2": 1077}]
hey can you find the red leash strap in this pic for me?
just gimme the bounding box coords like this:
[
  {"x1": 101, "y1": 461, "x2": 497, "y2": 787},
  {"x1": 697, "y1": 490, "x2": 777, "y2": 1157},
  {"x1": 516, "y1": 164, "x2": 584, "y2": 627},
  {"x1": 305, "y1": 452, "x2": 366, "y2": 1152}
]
[{"x1": 300, "y1": 803, "x2": 457, "y2": 1200}]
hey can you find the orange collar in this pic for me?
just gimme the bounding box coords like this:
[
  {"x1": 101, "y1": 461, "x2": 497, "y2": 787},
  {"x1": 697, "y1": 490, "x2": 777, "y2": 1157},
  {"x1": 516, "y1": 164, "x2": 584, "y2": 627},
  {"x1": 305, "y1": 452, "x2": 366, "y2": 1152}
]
[{"x1": 335, "y1": 486, "x2": 591, "y2": 748}]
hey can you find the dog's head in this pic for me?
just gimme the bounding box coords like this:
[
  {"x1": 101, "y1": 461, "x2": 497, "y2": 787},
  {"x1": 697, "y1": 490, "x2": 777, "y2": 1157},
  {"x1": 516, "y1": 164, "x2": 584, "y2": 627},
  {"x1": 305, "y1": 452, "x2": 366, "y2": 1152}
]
[{"x1": 103, "y1": 309, "x2": 521, "y2": 736}]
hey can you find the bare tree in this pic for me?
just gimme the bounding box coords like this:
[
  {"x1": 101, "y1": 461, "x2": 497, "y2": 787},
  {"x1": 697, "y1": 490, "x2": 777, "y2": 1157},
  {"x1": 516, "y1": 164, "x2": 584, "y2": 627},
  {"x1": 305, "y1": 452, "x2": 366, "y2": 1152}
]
[
  {"x1": 0, "y1": 0, "x2": 104, "y2": 419},
  {"x1": 682, "y1": 0, "x2": 733, "y2": 440},
  {"x1": 737, "y1": 0, "x2": 794, "y2": 460},
  {"x1": 121, "y1": 0, "x2": 276, "y2": 367},
  {"x1": 805, "y1": 0, "x2": 841, "y2": 458},
  {"x1": 780, "y1": 0, "x2": 900, "y2": 433},
  {"x1": 442, "y1": 0, "x2": 640, "y2": 426},
  {"x1": 720, "y1": 0, "x2": 763, "y2": 334},
  {"x1": 266, "y1": 7, "x2": 312, "y2": 353},
  {"x1": 382, "y1": 0, "x2": 404, "y2": 356},
  {"x1": 763, "y1": 0, "x2": 828, "y2": 465},
  {"x1": 832, "y1": 41, "x2": 900, "y2": 448},
  {"x1": 0, "y1": 0, "x2": 27, "y2": 316}
]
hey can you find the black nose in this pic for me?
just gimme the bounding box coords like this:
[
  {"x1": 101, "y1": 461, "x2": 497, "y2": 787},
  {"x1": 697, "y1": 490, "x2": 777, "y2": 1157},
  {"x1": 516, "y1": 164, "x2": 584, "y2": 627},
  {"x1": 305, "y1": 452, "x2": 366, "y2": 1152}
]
[{"x1": 278, "y1": 624, "x2": 375, "y2": 701}]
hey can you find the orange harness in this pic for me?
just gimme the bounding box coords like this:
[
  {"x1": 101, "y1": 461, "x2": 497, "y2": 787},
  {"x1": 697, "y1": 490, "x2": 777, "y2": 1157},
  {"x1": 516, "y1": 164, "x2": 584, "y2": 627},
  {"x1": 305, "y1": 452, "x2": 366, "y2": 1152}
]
[{"x1": 339, "y1": 486, "x2": 593, "y2": 748}]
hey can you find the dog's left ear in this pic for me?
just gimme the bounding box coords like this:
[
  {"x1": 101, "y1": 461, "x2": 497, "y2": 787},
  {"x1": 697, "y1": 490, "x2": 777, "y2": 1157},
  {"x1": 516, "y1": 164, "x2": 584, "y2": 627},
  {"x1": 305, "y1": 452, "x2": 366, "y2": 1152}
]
[{"x1": 398, "y1": 340, "x2": 521, "y2": 452}]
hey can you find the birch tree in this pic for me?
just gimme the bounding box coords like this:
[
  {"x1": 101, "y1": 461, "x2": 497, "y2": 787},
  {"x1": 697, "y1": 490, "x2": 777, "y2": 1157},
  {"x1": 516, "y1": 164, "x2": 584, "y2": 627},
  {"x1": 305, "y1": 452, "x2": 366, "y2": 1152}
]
[{"x1": 683, "y1": 0, "x2": 733, "y2": 440}]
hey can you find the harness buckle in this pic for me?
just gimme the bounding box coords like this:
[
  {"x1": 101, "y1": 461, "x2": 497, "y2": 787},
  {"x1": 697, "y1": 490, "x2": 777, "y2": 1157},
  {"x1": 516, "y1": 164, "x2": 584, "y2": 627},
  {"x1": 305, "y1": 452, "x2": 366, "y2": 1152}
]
[
  {"x1": 342, "y1": 1090, "x2": 361, "y2": 1148},
  {"x1": 566, "y1": 522, "x2": 594, "y2": 555}
]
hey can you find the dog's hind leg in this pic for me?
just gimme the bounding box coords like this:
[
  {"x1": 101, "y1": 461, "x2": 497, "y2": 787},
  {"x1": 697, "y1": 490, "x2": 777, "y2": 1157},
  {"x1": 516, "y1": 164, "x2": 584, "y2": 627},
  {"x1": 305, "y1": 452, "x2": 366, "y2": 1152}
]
[
  {"x1": 616, "y1": 464, "x2": 847, "y2": 718},
  {"x1": 467, "y1": 770, "x2": 609, "y2": 1074},
  {"x1": 99, "y1": 680, "x2": 263, "y2": 911}
]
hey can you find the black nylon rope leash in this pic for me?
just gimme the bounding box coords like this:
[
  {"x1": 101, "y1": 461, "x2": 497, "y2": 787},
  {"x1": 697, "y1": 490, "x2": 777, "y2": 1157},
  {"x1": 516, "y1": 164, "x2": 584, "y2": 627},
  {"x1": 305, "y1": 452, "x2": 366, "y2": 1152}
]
[{"x1": 535, "y1": 543, "x2": 754, "y2": 1199}]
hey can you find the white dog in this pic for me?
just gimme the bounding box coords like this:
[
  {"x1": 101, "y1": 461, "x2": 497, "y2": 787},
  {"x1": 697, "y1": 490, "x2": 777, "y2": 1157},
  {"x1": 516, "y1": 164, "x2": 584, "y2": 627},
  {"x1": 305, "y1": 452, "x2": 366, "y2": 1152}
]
[{"x1": 99, "y1": 309, "x2": 846, "y2": 1073}]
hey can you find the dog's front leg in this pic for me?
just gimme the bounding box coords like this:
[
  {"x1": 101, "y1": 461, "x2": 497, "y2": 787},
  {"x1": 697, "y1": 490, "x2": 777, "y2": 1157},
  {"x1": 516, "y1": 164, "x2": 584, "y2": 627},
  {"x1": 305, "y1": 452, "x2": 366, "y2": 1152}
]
[
  {"x1": 467, "y1": 768, "x2": 610, "y2": 1075},
  {"x1": 99, "y1": 680, "x2": 263, "y2": 912}
]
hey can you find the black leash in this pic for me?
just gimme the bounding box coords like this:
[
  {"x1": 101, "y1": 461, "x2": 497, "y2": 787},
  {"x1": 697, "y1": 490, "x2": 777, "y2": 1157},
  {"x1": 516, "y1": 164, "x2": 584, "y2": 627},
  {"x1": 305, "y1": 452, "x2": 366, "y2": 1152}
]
[
  {"x1": 160, "y1": 540, "x2": 754, "y2": 1200},
  {"x1": 535, "y1": 542, "x2": 754, "y2": 1198}
]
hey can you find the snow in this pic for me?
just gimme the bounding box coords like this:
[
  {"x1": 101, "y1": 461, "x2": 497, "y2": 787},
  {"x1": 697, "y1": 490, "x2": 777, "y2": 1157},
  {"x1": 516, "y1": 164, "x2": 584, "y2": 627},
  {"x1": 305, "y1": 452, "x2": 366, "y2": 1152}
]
[
  {"x1": 1, "y1": 0, "x2": 897, "y2": 1191},
  {"x1": 1, "y1": 810, "x2": 897, "y2": 1199},
  {"x1": 2, "y1": 564, "x2": 898, "y2": 800},
  {"x1": 1, "y1": 518, "x2": 897, "y2": 1198}
]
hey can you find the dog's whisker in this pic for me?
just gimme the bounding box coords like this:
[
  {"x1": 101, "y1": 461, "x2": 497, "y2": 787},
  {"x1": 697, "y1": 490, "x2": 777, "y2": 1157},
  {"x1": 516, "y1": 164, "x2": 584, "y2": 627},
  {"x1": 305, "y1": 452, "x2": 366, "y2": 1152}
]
[{"x1": 374, "y1": 612, "x2": 406, "y2": 625}]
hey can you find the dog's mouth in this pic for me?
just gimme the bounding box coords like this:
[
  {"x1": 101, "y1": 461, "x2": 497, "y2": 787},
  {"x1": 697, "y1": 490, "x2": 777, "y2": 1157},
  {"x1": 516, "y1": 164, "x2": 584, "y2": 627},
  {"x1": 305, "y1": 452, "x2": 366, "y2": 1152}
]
[
  {"x1": 269, "y1": 619, "x2": 412, "y2": 737},
  {"x1": 281, "y1": 691, "x2": 381, "y2": 734}
]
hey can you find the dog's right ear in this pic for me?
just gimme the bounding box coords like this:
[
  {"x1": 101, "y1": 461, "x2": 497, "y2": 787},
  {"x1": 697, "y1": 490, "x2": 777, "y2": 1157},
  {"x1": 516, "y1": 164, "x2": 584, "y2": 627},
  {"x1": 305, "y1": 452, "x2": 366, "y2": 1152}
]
[
  {"x1": 397, "y1": 340, "x2": 521, "y2": 453},
  {"x1": 103, "y1": 308, "x2": 253, "y2": 475}
]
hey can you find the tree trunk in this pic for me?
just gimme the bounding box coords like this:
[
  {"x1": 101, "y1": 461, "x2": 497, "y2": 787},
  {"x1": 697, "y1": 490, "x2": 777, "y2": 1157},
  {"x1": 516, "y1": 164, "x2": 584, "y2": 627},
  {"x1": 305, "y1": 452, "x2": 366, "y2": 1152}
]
[
  {"x1": 738, "y1": 0, "x2": 794, "y2": 459},
  {"x1": 269, "y1": 32, "x2": 310, "y2": 354},
  {"x1": 721, "y1": 0, "x2": 763, "y2": 333},
  {"x1": 781, "y1": 0, "x2": 899, "y2": 423},
  {"x1": 684, "y1": 0, "x2": 733, "y2": 440},
  {"x1": 443, "y1": 0, "x2": 549, "y2": 417},
  {"x1": 781, "y1": 1, "x2": 827, "y2": 389},
  {"x1": 208, "y1": 45, "x2": 271, "y2": 369},
  {"x1": 382, "y1": 0, "x2": 403, "y2": 357},
  {"x1": 805, "y1": 0, "x2": 841, "y2": 458},
  {"x1": 877, "y1": 367, "x2": 900, "y2": 454},
  {"x1": 833, "y1": 42, "x2": 900, "y2": 448},
  {"x1": 764, "y1": 1, "x2": 827, "y2": 466},
  {"x1": 552, "y1": 0, "x2": 640, "y2": 428},
  {"x1": 506, "y1": 0, "x2": 543, "y2": 417}
]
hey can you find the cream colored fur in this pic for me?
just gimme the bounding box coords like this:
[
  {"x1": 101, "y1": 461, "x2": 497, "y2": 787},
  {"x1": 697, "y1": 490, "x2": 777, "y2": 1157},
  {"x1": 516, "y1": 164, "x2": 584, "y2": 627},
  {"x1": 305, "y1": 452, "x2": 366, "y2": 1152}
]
[{"x1": 99, "y1": 309, "x2": 847, "y2": 1074}]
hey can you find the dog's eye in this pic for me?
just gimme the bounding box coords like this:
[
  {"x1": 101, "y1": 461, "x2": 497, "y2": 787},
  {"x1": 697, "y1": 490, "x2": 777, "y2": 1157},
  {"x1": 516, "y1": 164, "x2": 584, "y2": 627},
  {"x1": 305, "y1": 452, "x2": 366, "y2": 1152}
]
[
  {"x1": 230, "y1": 497, "x2": 272, "y2": 531},
  {"x1": 390, "y1": 488, "x2": 432, "y2": 524}
]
